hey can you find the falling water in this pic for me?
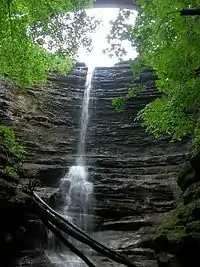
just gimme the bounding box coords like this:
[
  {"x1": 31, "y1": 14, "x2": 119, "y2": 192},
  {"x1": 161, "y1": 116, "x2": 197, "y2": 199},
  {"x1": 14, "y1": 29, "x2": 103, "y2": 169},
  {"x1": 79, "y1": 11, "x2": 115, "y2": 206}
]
[
  {"x1": 78, "y1": 65, "x2": 95, "y2": 165},
  {"x1": 60, "y1": 64, "x2": 95, "y2": 229},
  {"x1": 47, "y1": 64, "x2": 95, "y2": 266}
]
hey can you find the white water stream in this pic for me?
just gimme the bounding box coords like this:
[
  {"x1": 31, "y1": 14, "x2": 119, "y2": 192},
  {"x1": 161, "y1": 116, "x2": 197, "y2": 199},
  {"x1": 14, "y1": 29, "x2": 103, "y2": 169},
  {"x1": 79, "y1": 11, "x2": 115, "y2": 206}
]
[{"x1": 47, "y1": 65, "x2": 95, "y2": 266}]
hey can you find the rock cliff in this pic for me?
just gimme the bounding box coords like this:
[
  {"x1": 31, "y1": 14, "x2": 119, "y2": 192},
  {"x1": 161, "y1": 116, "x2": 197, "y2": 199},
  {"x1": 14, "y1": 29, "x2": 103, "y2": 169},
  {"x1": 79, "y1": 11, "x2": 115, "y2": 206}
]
[
  {"x1": 1, "y1": 63, "x2": 191, "y2": 266},
  {"x1": 154, "y1": 152, "x2": 200, "y2": 267},
  {"x1": 86, "y1": 65, "x2": 189, "y2": 266},
  {"x1": 12, "y1": 67, "x2": 88, "y2": 185},
  {"x1": 0, "y1": 81, "x2": 54, "y2": 267}
]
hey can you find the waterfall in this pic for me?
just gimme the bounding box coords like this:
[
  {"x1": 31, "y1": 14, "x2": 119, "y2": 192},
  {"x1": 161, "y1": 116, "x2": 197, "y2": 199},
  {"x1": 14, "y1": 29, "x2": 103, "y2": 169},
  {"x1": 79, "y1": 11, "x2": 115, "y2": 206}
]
[
  {"x1": 60, "y1": 64, "x2": 94, "y2": 229},
  {"x1": 78, "y1": 65, "x2": 94, "y2": 165},
  {"x1": 47, "y1": 64, "x2": 95, "y2": 266}
]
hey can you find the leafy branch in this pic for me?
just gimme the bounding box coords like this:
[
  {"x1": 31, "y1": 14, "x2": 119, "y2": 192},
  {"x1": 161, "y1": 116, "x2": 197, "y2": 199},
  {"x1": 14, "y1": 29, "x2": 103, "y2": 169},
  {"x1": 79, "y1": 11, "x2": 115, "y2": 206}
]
[
  {"x1": 109, "y1": 1, "x2": 200, "y2": 152},
  {"x1": 0, "y1": 0, "x2": 98, "y2": 87},
  {"x1": 0, "y1": 125, "x2": 25, "y2": 177}
]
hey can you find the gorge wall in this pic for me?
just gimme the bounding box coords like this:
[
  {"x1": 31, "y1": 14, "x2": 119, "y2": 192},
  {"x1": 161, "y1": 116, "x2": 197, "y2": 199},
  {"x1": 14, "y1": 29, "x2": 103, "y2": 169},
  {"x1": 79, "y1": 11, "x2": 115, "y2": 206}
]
[
  {"x1": 1, "y1": 63, "x2": 191, "y2": 266},
  {"x1": 87, "y1": 65, "x2": 190, "y2": 266}
]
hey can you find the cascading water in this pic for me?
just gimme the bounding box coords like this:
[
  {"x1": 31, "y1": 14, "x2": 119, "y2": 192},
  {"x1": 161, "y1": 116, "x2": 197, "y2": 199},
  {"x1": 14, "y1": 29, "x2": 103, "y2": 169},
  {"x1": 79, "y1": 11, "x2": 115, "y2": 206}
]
[
  {"x1": 47, "y1": 64, "x2": 95, "y2": 266},
  {"x1": 78, "y1": 65, "x2": 94, "y2": 164},
  {"x1": 59, "y1": 64, "x2": 94, "y2": 230}
]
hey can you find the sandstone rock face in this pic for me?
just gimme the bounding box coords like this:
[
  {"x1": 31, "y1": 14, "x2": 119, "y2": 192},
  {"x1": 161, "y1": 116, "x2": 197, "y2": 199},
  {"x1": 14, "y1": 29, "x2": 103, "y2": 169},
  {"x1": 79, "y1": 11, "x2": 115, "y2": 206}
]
[
  {"x1": 154, "y1": 152, "x2": 200, "y2": 267},
  {"x1": 12, "y1": 67, "x2": 88, "y2": 186},
  {"x1": 86, "y1": 65, "x2": 189, "y2": 266},
  {"x1": 0, "y1": 81, "x2": 31, "y2": 265},
  {"x1": 11, "y1": 64, "x2": 190, "y2": 266}
]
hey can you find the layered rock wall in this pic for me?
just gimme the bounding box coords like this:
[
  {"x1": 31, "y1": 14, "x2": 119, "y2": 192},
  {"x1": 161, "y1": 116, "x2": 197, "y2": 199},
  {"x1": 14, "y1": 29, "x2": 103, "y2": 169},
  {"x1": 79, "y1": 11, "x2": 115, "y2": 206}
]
[
  {"x1": 12, "y1": 67, "x2": 88, "y2": 186},
  {"x1": 86, "y1": 65, "x2": 189, "y2": 266},
  {"x1": 5, "y1": 64, "x2": 190, "y2": 266},
  {"x1": 0, "y1": 81, "x2": 42, "y2": 266}
]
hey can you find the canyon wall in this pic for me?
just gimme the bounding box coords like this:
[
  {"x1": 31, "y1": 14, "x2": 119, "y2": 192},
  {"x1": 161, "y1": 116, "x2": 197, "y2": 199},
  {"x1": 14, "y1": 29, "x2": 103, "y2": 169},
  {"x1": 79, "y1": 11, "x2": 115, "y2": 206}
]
[
  {"x1": 12, "y1": 67, "x2": 88, "y2": 186},
  {"x1": 87, "y1": 65, "x2": 189, "y2": 266},
  {"x1": 1, "y1": 63, "x2": 190, "y2": 266}
]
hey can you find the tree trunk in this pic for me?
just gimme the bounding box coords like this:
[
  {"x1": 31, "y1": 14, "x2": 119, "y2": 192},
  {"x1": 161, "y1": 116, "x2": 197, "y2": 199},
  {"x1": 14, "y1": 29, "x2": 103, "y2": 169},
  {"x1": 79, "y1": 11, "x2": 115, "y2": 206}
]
[
  {"x1": 180, "y1": 8, "x2": 200, "y2": 16},
  {"x1": 45, "y1": 220, "x2": 96, "y2": 267},
  {"x1": 33, "y1": 192, "x2": 138, "y2": 267}
]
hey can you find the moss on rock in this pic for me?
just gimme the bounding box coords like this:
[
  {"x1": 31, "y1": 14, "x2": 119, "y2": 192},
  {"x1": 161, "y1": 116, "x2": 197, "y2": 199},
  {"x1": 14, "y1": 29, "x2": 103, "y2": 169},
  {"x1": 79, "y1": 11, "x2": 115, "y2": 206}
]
[
  {"x1": 177, "y1": 165, "x2": 197, "y2": 192},
  {"x1": 183, "y1": 182, "x2": 200, "y2": 205},
  {"x1": 186, "y1": 220, "x2": 200, "y2": 234},
  {"x1": 157, "y1": 199, "x2": 200, "y2": 239},
  {"x1": 155, "y1": 154, "x2": 200, "y2": 266},
  {"x1": 0, "y1": 125, "x2": 24, "y2": 178}
]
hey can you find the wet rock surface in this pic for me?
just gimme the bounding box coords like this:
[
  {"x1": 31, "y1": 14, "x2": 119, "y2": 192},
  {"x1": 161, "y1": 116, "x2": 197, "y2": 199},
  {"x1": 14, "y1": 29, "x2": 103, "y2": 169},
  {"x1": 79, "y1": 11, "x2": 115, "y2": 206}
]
[
  {"x1": 0, "y1": 81, "x2": 39, "y2": 266},
  {"x1": 85, "y1": 65, "x2": 189, "y2": 265},
  {"x1": 12, "y1": 67, "x2": 88, "y2": 183},
  {"x1": 9, "y1": 250, "x2": 53, "y2": 267},
  {"x1": 154, "y1": 152, "x2": 200, "y2": 267},
  {"x1": 4, "y1": 64, "x2": 190, "y2": 266}
]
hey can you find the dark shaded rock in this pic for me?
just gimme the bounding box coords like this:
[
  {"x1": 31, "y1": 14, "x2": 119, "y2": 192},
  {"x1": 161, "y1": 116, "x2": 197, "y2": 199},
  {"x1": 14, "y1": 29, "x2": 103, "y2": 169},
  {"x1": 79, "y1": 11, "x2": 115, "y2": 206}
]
[
  {"x1": 156, "y1": 252, "x2": 180, "y2": 267},
  {"x1": 11, "y1": 66, "x2": 88, "y2": 172},
  {"x1": 156, "y1": 199, "x2": 200, "y2": 241},
  {"x1": 0, "y1": 189, "x2": 43, "y2": 265},
  {"x1": 74, "y1": 62, "x2": 86, "y2": 68},
  {"x1": 0, "y1": 178, "x2": 16, "y2": 201},
  {"x1": 23, "y1": 164, "x2": 67, "y2": 187},
  {"x1": 7, "y1": 64, "x2": 190, "y2": 266},
  {"x1": 155, "y1": 151, "x2": 200, "y2": 267},
  {"x1": 103, "y1": 219, "x2": 153, "y2": 231},
  {"x1": 183, "y1": 182, "x2": 200, "y2": 205},
  {"x1": 178, "y1": 153, "x2": 200, "y2": 192},
  {"x1": 178, "y1": 166, "x2": 197, "y2": 192},
  {"x1": 0, "y1": 81, "x2": 49, "y2": 267},
  {"x1": 35, "y1": 187, "x2": 59, "y2": 206},
  {"x1": 10, "y1": 250, "x2": 53, "y2": 267},
  {"x1": 190, "y1": 151, "x2": 200, "y2": 175},
  {"x1": 154, "y1": 234, "x2": 200, "y2": 267},
  {"x1": 0, "y1": 153, "x2": 8, "y2": 167}
]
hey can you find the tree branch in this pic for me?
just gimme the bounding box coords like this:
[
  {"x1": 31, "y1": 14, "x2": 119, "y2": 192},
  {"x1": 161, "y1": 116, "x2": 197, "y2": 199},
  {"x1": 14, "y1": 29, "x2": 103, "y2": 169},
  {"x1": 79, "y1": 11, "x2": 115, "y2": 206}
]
[
  {"x1": 180, "y1": 8, "x2": 200, "y2": 16},
  {"x1": 7, "y1": 0, "x2": 13, "y2": 37},
  {"x1": 33, "y1": 192, "x2": 138, "y2": 267},
  {"x1": 44, "y1": 220, "x2": 96, "y2": 267}
]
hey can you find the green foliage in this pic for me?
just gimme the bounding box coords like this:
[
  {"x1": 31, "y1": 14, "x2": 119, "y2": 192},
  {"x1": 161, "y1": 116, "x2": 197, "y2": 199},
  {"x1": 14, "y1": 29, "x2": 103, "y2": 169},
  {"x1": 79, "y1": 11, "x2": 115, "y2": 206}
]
[
  {"x1": 157, "y1": 199, "x2": 200, "y2": 240},
  {"x1": 113, "y1": 83, "x2": 145, "y2": 113},
  {"x1": 104, "y1": 9, "x2": 137, "y2": 60},
  {"x1": 112, "y1": 97, "x2": 125, "y2": 112},
  {"x1": 0, "y1": 0, "x2": 97, "y2": 86},
  {"x1": 157, "y1": 209, "x2": 187, "y2": 240},
  {"x1": 108, "y1": 1, "x2": 200, "y2": 152},
  {"x1": 0, "y1": 125, "x2": 24, "y2": 177}
]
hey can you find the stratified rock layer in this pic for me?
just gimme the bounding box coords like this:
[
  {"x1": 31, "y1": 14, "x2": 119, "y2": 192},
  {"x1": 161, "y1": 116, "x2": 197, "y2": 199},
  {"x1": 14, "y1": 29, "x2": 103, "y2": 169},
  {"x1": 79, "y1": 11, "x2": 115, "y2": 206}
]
[
  {"x1": 12, "y1": 64, "x2": 189, "y2": 266},
  {"x1": 12, "y1": 67, "x2": 88, "y2": 186},
  {"x1": 86, "y1": 65, "x2": 189, "y2": 266},
  {"x1": 154, "y1": 152, "x2": 200, "y2": 267}
]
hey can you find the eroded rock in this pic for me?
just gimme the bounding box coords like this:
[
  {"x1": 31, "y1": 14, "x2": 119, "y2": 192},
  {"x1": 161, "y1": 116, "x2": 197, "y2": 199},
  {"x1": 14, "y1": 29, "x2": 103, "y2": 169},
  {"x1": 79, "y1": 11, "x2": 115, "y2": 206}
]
[{"x1": 4, "y1": 64, "x2": 190, "y2": 266}]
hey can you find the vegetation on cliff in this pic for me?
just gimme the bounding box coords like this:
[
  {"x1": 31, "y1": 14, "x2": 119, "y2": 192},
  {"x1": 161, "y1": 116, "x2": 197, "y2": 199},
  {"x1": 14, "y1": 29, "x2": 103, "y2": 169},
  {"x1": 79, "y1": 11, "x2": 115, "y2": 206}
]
[
  {"x1": 0, "y1": 125, "x2": 24, "y2": 177},
  {"x1": 110, "y1": 1, "x2": 200, "y2": 152},
  {"x1": 154, "y1": 156, "x2": 200, "y2": 266},
  {"x1": 0, "y1": 0, "x2": 97, "y2": 86}
]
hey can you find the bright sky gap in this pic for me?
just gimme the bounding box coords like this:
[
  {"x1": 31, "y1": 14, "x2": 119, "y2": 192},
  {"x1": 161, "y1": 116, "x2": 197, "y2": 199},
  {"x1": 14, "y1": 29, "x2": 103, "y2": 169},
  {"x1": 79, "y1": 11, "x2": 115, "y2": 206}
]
[{"x1": 77, "y1": 8, "x2": 138, "y2": 67}]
